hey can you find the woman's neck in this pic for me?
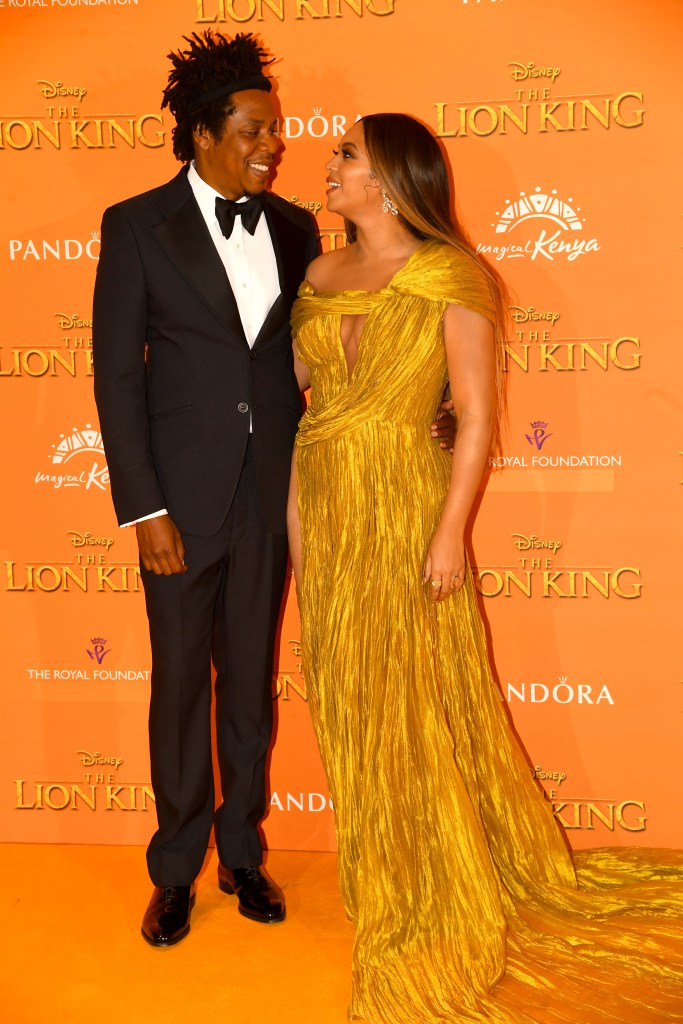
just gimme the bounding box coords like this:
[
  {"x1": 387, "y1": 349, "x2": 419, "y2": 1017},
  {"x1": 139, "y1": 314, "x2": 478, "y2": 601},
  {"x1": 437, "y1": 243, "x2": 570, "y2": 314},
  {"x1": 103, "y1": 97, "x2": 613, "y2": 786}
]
[{"x1": 352, "y1": 218, "x2": 421, "y2": 264}]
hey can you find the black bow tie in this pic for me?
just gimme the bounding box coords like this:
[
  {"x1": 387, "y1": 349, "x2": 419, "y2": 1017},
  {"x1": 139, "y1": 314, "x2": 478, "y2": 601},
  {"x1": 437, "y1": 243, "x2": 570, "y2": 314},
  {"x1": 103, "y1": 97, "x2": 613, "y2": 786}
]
[{"x1": 215, "y1": 193, "x2": 265, "y2": 239}]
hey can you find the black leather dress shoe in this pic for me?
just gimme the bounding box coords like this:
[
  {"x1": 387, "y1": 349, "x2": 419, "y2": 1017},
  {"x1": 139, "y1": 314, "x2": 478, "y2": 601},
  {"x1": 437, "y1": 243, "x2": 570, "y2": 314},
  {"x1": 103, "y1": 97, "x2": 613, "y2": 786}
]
[
  {"x1": 141, "y1": 884, "x2": 196, "y2": 947},
  {"x1": 218, "y1": 865, "x2": 286, "y2": 923}
]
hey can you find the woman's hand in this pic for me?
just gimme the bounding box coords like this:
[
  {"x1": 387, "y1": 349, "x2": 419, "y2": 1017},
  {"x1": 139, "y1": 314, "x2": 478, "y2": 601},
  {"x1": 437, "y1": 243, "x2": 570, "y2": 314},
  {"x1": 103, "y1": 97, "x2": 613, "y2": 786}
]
[
  {"x1": 430, "y1": 398, "x2": 456, "y2": 451},
  {"x1": 423, "y1": 525, "x2": 466, "y2": 603}
]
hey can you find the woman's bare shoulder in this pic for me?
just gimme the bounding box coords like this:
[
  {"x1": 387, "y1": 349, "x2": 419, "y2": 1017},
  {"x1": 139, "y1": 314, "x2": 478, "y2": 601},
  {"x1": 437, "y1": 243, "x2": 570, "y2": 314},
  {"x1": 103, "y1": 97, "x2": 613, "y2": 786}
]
[{"x1": 305, "y1": 245, "x2": 356, "y2": 292}]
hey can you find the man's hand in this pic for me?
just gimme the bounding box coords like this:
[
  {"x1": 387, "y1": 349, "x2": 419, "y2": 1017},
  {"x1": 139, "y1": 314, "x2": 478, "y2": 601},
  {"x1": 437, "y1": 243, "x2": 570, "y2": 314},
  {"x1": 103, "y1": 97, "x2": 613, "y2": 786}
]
[
  {"x1": 430, "y1": 398, "x2": 457, "y2": 451},
  {"x1": 136, "y1": 515, "x2": 188, "y2": 576}
]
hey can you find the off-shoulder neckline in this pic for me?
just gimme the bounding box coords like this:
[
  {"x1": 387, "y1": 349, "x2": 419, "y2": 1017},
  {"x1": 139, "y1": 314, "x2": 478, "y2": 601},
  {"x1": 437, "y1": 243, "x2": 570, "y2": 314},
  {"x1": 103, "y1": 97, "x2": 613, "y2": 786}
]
[{"x1": 301, "y1": 240, "x2": 435, "y2": 297}]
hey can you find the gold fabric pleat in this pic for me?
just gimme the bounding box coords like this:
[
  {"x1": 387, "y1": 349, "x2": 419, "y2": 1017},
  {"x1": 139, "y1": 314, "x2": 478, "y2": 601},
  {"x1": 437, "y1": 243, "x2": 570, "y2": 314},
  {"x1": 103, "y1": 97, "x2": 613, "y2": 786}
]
[{"x1": 291, "y1": 241, "x2": 683, "y2": 1023}]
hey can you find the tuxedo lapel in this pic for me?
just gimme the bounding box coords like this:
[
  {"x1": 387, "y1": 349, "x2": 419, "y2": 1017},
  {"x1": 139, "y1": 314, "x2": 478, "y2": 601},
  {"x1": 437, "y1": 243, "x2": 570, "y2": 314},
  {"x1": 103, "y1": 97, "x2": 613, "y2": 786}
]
[
  {"x1": 253, "y1": 196, "x2": 303, "y2": 348},
  {"x1": 152, "y1": 173, "x2": 247, "y2": 345}
]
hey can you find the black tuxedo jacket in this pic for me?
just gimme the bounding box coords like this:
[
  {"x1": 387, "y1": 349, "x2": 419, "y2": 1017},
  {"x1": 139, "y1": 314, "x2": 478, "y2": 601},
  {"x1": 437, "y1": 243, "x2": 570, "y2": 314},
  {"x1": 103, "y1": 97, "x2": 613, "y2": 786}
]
[{"x1": 93, "y1": 168, "x2": 319, "y2": 536}]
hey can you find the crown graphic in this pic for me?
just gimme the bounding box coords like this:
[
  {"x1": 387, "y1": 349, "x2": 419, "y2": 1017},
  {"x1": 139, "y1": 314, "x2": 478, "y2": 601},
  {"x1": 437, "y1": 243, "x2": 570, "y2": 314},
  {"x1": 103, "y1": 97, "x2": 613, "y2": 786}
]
[
  {"x1": 50, "y1": 424, "x2": 104, "y2": 464},
  {"x1": 91, "y1": 231, "x2": 100, "y2": 240},
  {"x1": 558, "y1": 675, "x2": 567, "y2": 685},
  {"x1": 530, "y1": 420, "x2": 549, "y2": 429},
  {"x1": 312, "y1": 107, "x2": 322, "y2": 115},
  {"x1": 494, "y1": 187, "x2": 584, "y2": 235},
  {"x1": 90, "y1": 637, "x2": 107, "y2": 645}
]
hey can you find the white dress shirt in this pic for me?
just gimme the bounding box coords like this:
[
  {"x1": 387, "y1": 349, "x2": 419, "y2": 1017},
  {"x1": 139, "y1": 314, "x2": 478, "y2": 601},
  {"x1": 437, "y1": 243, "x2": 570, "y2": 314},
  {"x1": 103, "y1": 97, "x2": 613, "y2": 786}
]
[
  {"x1": 187, "y1": 161, "x2": 280, "y2": 347},
  {"x1": 121, "y1": 162, "x2": 281, "y2": 527}
]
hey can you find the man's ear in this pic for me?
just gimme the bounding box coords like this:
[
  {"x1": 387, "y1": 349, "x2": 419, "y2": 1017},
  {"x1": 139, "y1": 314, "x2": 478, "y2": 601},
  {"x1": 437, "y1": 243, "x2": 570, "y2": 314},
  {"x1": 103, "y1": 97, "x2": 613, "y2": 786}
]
[{"x1": 193, "y1": 123, "x2": 210, "y2": 151}]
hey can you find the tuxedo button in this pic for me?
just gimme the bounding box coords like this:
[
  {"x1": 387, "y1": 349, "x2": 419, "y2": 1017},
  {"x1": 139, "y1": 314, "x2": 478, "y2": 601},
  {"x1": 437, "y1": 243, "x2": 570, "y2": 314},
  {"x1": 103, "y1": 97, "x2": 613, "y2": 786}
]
[
  {"x1": 250, "y1": 352, "x2": 257, "y2": 361},
  {"x1": 237, "y1": 402, "x2": 249, "y2": 414}
]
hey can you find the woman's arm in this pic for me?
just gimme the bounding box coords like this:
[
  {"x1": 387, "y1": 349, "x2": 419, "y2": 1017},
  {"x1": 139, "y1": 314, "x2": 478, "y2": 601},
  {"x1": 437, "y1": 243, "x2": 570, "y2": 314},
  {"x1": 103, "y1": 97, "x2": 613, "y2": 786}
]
[
  {"x1": 287, "y1": 448, "x2": 303, "y2": 592},
  {"x1": 423, "y1": 302, "x2": 496, "y2": 603}
]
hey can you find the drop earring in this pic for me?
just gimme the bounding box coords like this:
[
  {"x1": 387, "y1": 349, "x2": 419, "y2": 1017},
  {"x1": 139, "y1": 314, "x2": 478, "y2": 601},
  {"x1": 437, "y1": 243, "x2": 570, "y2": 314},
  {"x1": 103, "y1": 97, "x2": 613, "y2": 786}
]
[{"x1": 381, "y1": 188, "x2": 399, "y2": 216}]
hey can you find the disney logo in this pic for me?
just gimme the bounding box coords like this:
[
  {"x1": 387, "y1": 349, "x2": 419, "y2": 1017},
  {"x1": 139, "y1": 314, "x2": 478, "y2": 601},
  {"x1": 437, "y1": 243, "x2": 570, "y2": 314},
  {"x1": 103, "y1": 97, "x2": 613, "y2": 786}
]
[
  {"x1": 512, "y1": 533, "x2": 562, "y2": 554},
  {"x1": 510, "y1": 305, "x2": 560, "y2": 326},
  {"x1": 508, "y1": 62, "x2": 561, "y2": 83},
  {"x1": 289, "y1": 197, "x2": 323, "y2": 216},
  {"x1": 38, "y1": 80, "x2": 87, "y2": 101},
  {"x1": 67, "y1": 530, "x2": 114, "y2": 550},
  {"x1": 55, "y1": 313, "x2": 93, "y2": 331},
  {"x1": 77, "y1": 750, "x2": 123, "y2": 770},
  {"x1": 532, "y1": 765, "x2": 567, "y2": 785}
]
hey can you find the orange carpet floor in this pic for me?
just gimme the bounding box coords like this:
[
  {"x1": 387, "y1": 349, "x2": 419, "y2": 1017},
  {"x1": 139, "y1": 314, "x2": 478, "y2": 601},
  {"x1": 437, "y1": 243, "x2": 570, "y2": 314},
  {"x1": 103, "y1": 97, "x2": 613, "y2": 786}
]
[{"x1": 2, "y1": 844, "x2": 353, "y2": 1024}]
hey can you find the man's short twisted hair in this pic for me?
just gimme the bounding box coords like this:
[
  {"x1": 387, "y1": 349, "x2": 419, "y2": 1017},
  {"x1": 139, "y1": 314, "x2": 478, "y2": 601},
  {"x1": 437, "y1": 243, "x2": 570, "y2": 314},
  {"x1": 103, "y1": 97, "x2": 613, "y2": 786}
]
[{"x1": 161, "y1": 31, "x2": 274, "y2": 163}]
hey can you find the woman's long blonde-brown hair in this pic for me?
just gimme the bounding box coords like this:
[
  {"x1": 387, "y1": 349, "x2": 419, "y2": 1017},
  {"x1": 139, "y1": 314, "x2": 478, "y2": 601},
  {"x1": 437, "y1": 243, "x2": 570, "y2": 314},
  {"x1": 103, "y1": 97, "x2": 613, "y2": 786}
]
[{"x1": 346, "y1": 112, "x2": 509, "y2": 447}]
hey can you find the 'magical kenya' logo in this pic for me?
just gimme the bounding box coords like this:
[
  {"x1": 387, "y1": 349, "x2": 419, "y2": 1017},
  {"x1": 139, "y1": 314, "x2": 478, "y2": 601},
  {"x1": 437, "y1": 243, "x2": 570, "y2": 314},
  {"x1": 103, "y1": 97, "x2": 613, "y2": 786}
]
[
  {"x1": 477, "y1": 186, "x2": 600, "y2": 264},
  {"x1": 34, "y1": 424, "x2": 110, "y2": 493}
]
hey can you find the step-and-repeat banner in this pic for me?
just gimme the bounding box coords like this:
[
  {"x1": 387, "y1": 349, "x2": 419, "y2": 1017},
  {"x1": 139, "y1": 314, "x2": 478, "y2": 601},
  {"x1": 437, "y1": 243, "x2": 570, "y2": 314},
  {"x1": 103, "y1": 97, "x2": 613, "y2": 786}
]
[{"x1": 1, "y1": 0, "x2": 680, "y2": 853}]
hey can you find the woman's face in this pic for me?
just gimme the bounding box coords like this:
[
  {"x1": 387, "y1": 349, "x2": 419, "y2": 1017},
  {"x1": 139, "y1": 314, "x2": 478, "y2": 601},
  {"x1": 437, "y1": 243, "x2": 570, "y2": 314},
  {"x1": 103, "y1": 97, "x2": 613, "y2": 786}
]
[{"x1": 324, "y1": 121, "x2": 381, "y2": 218}]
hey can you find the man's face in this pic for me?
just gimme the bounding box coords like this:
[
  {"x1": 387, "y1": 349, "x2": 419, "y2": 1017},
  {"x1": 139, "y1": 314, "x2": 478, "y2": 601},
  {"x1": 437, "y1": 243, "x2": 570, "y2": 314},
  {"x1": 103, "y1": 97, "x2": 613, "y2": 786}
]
[{"x1": 193, "y1": 89, "x2": 281, "y2": 200}]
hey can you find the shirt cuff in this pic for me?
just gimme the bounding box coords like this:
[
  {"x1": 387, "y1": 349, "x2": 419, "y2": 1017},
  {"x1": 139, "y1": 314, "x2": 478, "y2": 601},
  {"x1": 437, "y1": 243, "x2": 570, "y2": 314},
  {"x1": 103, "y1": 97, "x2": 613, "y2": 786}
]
[{"x1": 120, "y1": 509, "x2": 168, "y2": 528}]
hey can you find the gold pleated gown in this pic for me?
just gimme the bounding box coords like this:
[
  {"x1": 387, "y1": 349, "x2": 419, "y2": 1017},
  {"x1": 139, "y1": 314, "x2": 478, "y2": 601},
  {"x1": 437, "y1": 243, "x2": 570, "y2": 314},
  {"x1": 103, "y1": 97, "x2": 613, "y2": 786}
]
[{"x1": 291, "y1": 242, "x2": 683, "y2": 1024}]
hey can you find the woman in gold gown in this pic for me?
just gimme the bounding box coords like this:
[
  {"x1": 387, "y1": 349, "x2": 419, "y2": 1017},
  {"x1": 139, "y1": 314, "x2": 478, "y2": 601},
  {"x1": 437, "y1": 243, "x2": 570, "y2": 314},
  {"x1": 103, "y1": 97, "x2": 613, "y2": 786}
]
[{"x1": 287, "y1": 113, "x2": 683, "y2": 1024}]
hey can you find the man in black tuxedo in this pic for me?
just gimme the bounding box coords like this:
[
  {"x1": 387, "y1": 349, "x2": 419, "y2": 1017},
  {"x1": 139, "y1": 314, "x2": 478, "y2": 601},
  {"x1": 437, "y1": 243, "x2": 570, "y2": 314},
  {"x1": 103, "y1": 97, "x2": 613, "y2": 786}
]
[
  {"x1": 94, "y1": 31, "x2": 454, "y2": 949},
  {"x1": 93, "y1": 32, "x2": 318, "y2": 946}
]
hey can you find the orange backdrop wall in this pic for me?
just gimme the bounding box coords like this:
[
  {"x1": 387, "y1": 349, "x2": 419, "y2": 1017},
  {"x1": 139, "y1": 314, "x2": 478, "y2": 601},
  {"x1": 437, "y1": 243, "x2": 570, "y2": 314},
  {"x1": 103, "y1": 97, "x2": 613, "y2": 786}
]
[{"x1": 1, "y1": 0, "x2": 681, "y2": 854}]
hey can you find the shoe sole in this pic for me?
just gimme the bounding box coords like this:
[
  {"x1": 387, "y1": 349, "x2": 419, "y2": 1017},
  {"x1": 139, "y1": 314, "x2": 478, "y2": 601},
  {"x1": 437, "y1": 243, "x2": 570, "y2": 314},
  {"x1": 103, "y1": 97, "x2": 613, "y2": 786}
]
[{"x1": 218, "y1": 878, "x2": 286, "y2": 924}]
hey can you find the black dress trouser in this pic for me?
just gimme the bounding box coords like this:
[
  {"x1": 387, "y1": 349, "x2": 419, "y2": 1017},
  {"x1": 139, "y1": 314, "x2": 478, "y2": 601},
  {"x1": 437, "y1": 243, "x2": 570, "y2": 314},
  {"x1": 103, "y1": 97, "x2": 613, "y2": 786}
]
[{"x1": 141, "y1": 440, "x2": 289, "y2": 887}]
